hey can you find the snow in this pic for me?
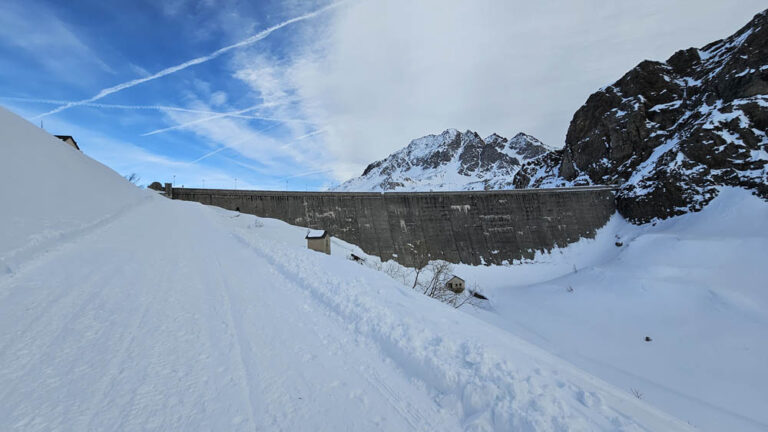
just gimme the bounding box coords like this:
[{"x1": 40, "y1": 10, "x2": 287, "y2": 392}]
[
  {"x1": 0, "y1": 106, "x2": 694, "y2": 430},
  {"x1": 305, "y1": 229, "x2": 326, "y2": 238},
  {"x1": 333, "y1": 129, "x2": 550, "y2": 192},
  {"x1": 648, "y1": 100, "x2": 683, "y2": 112},
  {"x1": 0, "y1": 115, "x2": 146, "y2": 272},
  {"x1": 624, "y1": 138, "x2": 678, "y2": 195},
  {"x1": 453, "y1": 188, "x2": 768, "y2": 432},
  {"x1": 346, "y1": 188, "x2": 768, "y2": 432}
]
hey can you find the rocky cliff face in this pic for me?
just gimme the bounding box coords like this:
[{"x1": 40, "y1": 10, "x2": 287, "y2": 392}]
[
  {"x1": 335, "y1": 129, "x2": 551, "y2": 192},
  {"x1": 515, "y1": 9, "x2": 768, "y2": 222}
]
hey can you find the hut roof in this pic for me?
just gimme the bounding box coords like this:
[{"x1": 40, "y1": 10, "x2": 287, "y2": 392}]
[
  {"x1": 54, "y1": 135, "x2": 80, "y2": 150},
  {"x1": 305, "y1": 229, "x2": 328, "y2": 239}
]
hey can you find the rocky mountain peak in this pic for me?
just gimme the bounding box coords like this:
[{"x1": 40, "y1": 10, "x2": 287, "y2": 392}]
[{"x1": 336, "y1": 129, "x2": 551, "y2": 192}]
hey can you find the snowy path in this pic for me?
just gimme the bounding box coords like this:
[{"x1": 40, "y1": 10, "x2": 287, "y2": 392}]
[
  {"x1": 0, "y1": 195, "x2": 694, "y2": 431},
  {"x1": 0, "y1": 200, "x2": 459, "y2": 431}
]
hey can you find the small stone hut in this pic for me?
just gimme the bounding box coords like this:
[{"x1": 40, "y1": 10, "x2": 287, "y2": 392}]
[
  {"x1": 445, "y1": 275, "x2": 465, "y2": 294},
  {"x1": 306, "y1": 230, "x2": 331, "y2": 255},
  {"x1": 55, "y1": 135, "x2": 80, "y2": 151}
]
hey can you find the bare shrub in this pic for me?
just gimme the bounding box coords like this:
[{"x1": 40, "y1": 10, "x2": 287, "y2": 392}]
[
  {"x1": 407, "y1": 243, "x2": 482, "y2": 308},
  {"x1": 408, "y1": 240, "x2": 432, "y2": 291},
  {"x1": 382, "y1": 261, "x2": 411, "y2": 286},
  {"x1": 630, "y1": 388, "x2": 643, "y2": 399},
  {"x1": 125, "y1": 173, "x2": 141, "y2": 185}
]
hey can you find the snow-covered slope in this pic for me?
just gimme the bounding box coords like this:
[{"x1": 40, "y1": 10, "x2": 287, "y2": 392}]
[
  {"x1": 0, "y1": 114, "x2": 146, "y2": 273},
  {"x1": 454, "y1": 188, "x2": 768, "y2": 432},
  {"x1": 334, "y1": 129, "x2": 552, "y2": 192},
  {"x1": 328, "y1": 187, "x2": 768, "y2": 432},
  {"x1": 515, "y1": 9, "x2": 768, "y2": 222},
  {"x1": 0, "y1": 106, "x2": 692, "y2": 430}
]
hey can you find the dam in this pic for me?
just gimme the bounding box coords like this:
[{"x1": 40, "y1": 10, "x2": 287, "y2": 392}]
[{"x1": 164, "y1": 185, "x2": 616, "y2": 266}]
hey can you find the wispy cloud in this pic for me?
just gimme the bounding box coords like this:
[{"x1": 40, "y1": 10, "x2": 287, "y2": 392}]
[
  {"x1": 188, "y1": 146, "x2": 229, "y2": 165},
  {"x1": 272, "y1": 0, "x2": 768, "y2": 181},
  {"x1": 283, "y1": 167, "x2": 335, "y2": 179},
  {"x1": 140, "y1": 103, "x2": 314, "y2": 136},
  {"x1": 0, "y1": 0, "x2": 114, "y2": 77},
  {"x1": 3, "y1": 96, "x2": 320, "y2": 142},
  {"x1": 33, "y1": 1, "x2": 347, "y2": 120},
  {"x1": 140, "y1": 104, "x2": 261, "y2": 136}
]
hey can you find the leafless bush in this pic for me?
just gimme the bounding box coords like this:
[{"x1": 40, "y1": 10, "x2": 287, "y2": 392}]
[
  {"x1": 418, "y1": 260, "x2": 453, "y2": 297},
  {"x1": 630, "y1": 388, "x2": 643, "y2": 399},
  {"x1": 125, "y1": 173, "x2": 141, "y2": 185},
  {"x1": 408, "y1": 240, "x2": 432, "y2": 291},
  {"x1": 407, "y1": 242, "x2": 482, "y2": 308},
  {"x1": 382, "y1": 261, "x2": 411, "y2": 286}
]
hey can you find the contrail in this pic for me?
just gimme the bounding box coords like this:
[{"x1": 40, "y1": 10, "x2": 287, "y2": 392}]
[
  {"x1": 188, "y1": 146, "x2": 228, "y2": 164},
  {"x1": 32, "y1": 1, "x2": 345, "y2": 120},
  {"x1": 2, "y1": 96, "x2": 293, "y2": 120},
  {"x1": 141, "y1": 102, "x2": 314, "y2": 136},
  {"x1": 284, "y1": 167, "x2": 335, "y2": 179},
  {"x1": 185, "y1": 120, "x2": 288, "y2": 166},
  {"x1": 293, "y1": 129, "x2": 326, "y2": 141},
  {"x1": 141, "y1": 105, "x2": 261, "y2": 136},
  {"x1": 277, "y1": 129, "x2": 327, "y2": 149}
]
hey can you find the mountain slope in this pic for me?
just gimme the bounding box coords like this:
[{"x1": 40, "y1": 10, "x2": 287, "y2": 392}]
[
  {"x1": 335, "y1": 129, "x2": 551, "y2": 192},
  {"x1": 0, "y1": 107, "x2": 692, "y2": 430},
  {"x1": 514, "y1": 9, "x2": 768, "y2": 222}
]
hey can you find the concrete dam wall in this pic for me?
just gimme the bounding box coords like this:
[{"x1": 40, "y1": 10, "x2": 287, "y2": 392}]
[{"x1": 168, "y1": 186, "x2": 617, "y2": 266}]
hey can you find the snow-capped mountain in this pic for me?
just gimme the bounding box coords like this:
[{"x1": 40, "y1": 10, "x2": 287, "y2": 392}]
[
  {"x1": 334, "y1": 129, "x2": 552, "y2": 192},
  {"x1": 515, "y1": 9, "x2": 768, "y2": 223}
]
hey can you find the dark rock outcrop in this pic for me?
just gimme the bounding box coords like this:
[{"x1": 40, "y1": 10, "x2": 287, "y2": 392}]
[
  {"x1": 515, "y1": 9, "x2": 768, "y2": 223},
  {"x1": 147, "y1": 181, "x2": 164, "y2": 191}
]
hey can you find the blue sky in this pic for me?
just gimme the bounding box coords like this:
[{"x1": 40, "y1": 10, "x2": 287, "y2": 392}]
[
  {"x1": 1, "y1": 0, "x2": 766, "y2": 190},
  {"x1": 0, "y1": 0, "x2": 339, "y2": 190}
]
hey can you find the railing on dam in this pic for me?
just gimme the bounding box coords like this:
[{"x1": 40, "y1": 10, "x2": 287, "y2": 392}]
[
  {"x1": 164, "y1": 184, "x2": 617, "y2": 198},
  {"x1": 164, "y1": 184, "x2": 617, "y2": 266}
]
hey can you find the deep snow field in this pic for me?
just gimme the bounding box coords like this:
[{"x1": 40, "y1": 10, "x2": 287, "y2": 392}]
[
  {"x1": 290, "y1": 188, "x2": 768, "y2": 432},
  {"x1": 0, "y1": 105, "x2": 764, "y2": 431}
]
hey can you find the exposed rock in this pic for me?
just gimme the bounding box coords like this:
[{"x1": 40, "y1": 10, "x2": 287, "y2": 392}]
[
  {"x1": 147, "y1": 181, "x2": 164, "y2": 191},
  {"x1": 515, "y1": 9, "x2": 768, "y2": 223},
  {"x1": 335, "y1": 129, "x2": 551, "y2": 192}
]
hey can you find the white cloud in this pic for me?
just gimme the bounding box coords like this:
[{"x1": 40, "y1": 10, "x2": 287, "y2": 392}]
[
  {"x1": 154, "y1": 97, "x2": 329, "y2": 180},
  {"x1": 234, "y1": 53, "x2": 293, "y2": 107},
  {"x1": 210, "y1": 91, "x2": 229, "y2": 107},
  {"x1": 275, "y1": 0, "x2": 767, "y2": 181}
]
